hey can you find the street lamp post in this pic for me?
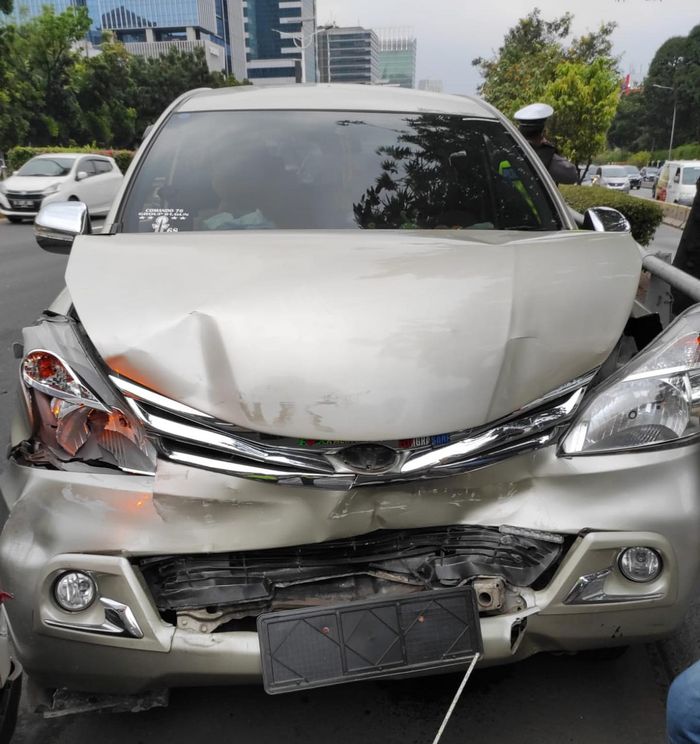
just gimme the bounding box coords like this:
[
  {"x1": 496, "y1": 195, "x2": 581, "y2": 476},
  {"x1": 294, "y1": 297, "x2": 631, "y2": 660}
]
[
  {"x1": 652, "y1": 83, "x2": 677, "y2": 162},
  {"x1": 272, "y1": 17, "x2": 319, "y2": 84}
]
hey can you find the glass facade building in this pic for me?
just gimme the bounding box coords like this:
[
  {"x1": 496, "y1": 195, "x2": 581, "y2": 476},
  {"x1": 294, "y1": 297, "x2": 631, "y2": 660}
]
[
  {"x1": 377, "y1": 28, "x2": 416, "y2": 88},
  {"x1": 244, "y1": 0, "x2": 317, "y2": 85},
  {"x1": 317, "y1": 26, "x2": 380, "y2": 85},
  {"x1": 6, "y1": 0, "x2": 319, "y2": 83},
  {"x1": 6, "y1": 0, "x2": 230, "y2": 72}
]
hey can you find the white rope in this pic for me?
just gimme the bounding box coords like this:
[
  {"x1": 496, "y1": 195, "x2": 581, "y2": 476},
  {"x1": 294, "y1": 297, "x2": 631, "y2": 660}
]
[{"x1": 430, "y1": 653, "x2": 481, "y2": 744}]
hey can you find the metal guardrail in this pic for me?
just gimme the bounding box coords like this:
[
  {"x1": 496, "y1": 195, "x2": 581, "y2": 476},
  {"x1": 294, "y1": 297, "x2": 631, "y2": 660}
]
[{"x1": 641, "y1": 253, "x2": 700, "y2": 304}]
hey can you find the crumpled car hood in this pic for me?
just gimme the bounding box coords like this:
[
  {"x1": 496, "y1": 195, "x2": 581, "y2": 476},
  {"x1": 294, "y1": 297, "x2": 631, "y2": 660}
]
[{"x1": 66, "y1": 229, "x2": 641, "y2": 440}]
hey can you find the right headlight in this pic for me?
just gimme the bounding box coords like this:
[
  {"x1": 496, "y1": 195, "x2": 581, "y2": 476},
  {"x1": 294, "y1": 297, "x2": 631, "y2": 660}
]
[{"x1": 561, "y1": 305, "x2": 700, "y2": 455}]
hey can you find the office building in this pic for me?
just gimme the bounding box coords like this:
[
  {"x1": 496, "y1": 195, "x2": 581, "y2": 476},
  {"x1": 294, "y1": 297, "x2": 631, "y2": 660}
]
[
  {"x1": 418, "y1": 79, "x2": 443, "y2": 93},
  {"x1": 6, "y1": 0, "x2": 230, "y2": 72},
  {"x1": 377, "y1": 28, "x2": 416, "y2": 88},
  {"x1": 243, "y1": 0, "x2": 317, "y2": 85},
  {"x1": 317, "y1": 25, "x2": 379, "y2": 85}
]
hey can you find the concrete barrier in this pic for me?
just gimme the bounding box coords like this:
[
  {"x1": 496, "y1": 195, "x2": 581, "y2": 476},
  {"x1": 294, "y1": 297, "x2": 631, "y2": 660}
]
[{"x1": 659, "y1": 201, "x2": 691, "y2": 230}]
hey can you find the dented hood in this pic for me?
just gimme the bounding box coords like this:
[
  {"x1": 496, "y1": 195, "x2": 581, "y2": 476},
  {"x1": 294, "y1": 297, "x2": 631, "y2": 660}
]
[{"x1": 66, "y1": 230, "x2": 641, "y2": 440}]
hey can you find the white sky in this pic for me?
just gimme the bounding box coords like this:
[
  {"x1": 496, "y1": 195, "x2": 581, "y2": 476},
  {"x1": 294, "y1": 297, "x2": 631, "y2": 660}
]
[{"x1": 316, "y1": 0, "x2": 699, "y2": 93}]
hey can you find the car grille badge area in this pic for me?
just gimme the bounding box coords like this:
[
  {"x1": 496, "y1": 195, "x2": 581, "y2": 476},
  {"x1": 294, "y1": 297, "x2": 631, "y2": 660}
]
[{"x1": 110, "y1": 372, "x2": 593, "y2": 489}]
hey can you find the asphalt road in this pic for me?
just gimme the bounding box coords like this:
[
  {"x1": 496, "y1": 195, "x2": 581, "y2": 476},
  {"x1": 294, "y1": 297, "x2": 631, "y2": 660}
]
[{"x1": 0, "y1": 218, "x2": 688, "y2": 744}]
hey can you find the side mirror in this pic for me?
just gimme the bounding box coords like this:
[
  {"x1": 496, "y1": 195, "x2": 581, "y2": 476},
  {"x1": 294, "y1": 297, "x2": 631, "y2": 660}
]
[
  {"x1": 34, "y1": 201, "x2": 91, "y2": 254},
  {"x1": 582, "y1": 206, "x2": 631, "y2": 234},
  {"x1": 76, "y1": 171, "x2": 89, "y2": 181}
]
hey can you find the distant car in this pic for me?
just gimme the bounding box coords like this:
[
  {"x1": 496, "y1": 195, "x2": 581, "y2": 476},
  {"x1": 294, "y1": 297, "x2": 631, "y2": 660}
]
[
  {"x1": 595, "y1": 165, "x2": 631, "y2": 193},
  {"x1": 623, "y1": 165, "x2": 642, "y2": 190},
  {"x1": 579, "y1": 166, "x2": 597, "y2": 186},
  {"x1": 641, "y1": 166, "x2": 659, "y2": 188},
  {"x1": 0, "y1": 153, "x2": 123, "y2": 224}
]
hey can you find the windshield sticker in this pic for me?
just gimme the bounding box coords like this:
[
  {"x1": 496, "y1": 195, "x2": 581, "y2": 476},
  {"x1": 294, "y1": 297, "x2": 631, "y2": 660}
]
[{"x1": 138, "y1": 208, "x2": 190, "y2": 232}]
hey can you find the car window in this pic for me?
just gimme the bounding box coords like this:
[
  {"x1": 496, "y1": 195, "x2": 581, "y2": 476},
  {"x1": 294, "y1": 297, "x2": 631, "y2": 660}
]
[
  {"x1": 92, "y1": 159, "x2": 113, "y2": 174},
  {"x1": 120, "y1": 111, "x2": 561, "y2": 233},
  {"x1": 78, "y1": 158, "x2": 97, "y2": 177},
  {"x1": 16, "y1": 157, "x2": 75, "y2": 177},
  {"x1": 601, "y1": 166, "x2": 627, "y2": 178},
  {"x1": 681, "y1": 166, "x2": 700, "y2": 185}
]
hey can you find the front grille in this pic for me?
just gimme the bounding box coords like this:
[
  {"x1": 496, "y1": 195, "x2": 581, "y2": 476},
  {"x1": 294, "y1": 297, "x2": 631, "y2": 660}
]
[
  {"x1": 137, "y1": 525, "x2": 568, "y2": 618},
  {"x1": 7, "y1": 193, "x2": 43, "y2": 212},
  {"x1": 112, "y1": 372, "x2": 592, "y2": 489}
]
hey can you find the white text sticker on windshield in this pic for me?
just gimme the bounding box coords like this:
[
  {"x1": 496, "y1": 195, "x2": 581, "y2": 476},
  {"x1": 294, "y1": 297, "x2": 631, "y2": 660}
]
[{"x1": 138, "y1": 208, "x2": 189, "y2": 232}]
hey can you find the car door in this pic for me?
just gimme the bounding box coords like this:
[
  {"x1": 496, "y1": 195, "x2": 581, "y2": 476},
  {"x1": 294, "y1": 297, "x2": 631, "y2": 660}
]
[
  {"x1": 74, "y1": 157, "x2": 99, "y2": 210},
  {"x1": 91, "y1": 158, "x2": 123, "y2": 213}
]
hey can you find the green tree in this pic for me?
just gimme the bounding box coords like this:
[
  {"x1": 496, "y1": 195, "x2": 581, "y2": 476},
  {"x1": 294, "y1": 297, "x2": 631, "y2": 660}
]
[
  {"x1": 608, "y1": 24, "x2": 700, "y2": 153},
  {"x1": 472, "y1": 9, "x2": 618, "y2": 118},
  {"x1": 643, "y1": 25, "x2": 700, "y2": 148},
  {"x1": 73, "y1": 35, "x2": 138, "y2": 147},
  {"x1": 0, "y1": 23, "x2": 33, "y2": 153},
  {"x1": 14, "y1": 6, "x2": 91, "y2": 144},
  {"x1": 607, "y1": 90, "x2": 647, "y2": 150},
  {"x1": 0, "y1": 0, "x2": 12, "y2": 13},
  {"x1": 543, "y1": 59, "x2": 620, "y2": 179}
]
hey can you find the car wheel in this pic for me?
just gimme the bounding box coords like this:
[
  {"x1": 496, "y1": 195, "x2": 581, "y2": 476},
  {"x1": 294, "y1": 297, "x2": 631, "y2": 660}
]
[
  {"x1": 68, "y1": 196, "x2": 79, "y2": 202},
  {"x1": 6, "y1": 217, "x2": 22, "y2": 224}
]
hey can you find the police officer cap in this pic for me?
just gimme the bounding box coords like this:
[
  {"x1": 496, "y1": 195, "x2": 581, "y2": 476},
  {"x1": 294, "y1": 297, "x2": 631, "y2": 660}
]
[{"x1": 514, "y1": 103, "x2": 554, "y2": 129}]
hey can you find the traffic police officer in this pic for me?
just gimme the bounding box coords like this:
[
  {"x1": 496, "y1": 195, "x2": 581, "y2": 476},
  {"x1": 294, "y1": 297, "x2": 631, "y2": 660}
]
[{"x1": 513, "y1": 103, "x2": 578, "y2": 185}]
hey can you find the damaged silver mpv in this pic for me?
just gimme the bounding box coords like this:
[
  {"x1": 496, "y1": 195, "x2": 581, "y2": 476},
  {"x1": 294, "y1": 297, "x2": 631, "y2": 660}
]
[{"x1": 2, "y1": 84, "x2": 700, "y2": 705}]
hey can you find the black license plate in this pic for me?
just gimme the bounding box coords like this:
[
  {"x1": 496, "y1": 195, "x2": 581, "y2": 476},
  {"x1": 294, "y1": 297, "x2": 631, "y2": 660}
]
[{"x1": 258, "y1": 588, "x2": 482, "y2": 694}]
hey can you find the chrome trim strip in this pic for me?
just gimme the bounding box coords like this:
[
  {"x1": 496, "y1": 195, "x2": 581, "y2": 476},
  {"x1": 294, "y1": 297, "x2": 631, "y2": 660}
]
[
  {"x1": 128, "y1": 400, "x2": 333, "y2": 474},
  {"x1": 110, "y1": 376, "x2": 215, "y2": 419},
  {"x1": 111, "y1": 374, "x2": 589, "y2": 487},
  {"x1": 564, "y1": 568, "x2": 663, "y2": 605},
  {"x1": 402, "y1": 388, "x2": 583, "y2": 474},
  {"x1": 45, "y1": 597, "x2": 144, "y2": 639}
]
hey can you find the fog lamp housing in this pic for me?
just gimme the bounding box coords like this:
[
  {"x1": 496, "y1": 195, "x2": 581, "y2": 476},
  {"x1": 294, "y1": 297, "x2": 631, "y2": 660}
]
[
  {"x1": 54, "y1": 571, "x2": 97, "y2": 612},
  {"x1": 618, "y1": 547, "x2": 662, "y2": 583}
]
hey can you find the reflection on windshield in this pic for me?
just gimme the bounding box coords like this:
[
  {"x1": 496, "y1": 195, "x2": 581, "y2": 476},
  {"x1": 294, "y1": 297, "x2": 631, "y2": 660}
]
[
  {"x1": 121, "y1": 111, "x2": 561, "y2": 233},
  {"x1": 17, "y1": 158, "x2": 74, "y2": 177}
]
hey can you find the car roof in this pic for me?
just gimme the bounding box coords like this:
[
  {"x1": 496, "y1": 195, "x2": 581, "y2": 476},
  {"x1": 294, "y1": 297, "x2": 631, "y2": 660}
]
[
  {"x1": 178, "y1": 83, "x2": 498, "y2": 119},
  {"x1": 33, "y1": 153, "x2": 112, "y2": 160}
]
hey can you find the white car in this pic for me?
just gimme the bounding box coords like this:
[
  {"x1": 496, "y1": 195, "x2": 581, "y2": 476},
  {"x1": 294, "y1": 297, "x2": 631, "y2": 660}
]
[
  {"x1": 593, "y1": 165, "x2": 631, "y2": 193},
  {"x1": 0, "y1": 153, "x2": 123, "y2": 223}
]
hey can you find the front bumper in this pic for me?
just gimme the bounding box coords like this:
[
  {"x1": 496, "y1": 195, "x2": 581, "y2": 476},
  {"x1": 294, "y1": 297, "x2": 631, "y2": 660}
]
[{"x1": 1, "y1": 441, "x2": 699, "y2": 694}]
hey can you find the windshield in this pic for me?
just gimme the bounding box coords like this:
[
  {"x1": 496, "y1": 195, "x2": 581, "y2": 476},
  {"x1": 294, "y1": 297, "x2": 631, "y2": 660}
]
[
  {"x1": 624, "y1": 166, "x2": 640, "y2": 175},
  {"x1": 601, "y1": 166, "x2": 628, "y2": 178},
  {"x1": 17, "y1": 157, "x2": 75, "y2": 177},
  {"x1": 121, "y1": 111, "x2": 561, "y2": 232},
  {"x1": 681, "y1": 166, "x2": 700, "y2": 185}
]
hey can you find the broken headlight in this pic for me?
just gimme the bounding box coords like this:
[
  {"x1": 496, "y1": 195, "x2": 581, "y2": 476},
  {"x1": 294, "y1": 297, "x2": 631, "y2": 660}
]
[
  {"x1": 561, "y1": 306, "x2": 700, "y2": 455},
  {"x1": 20, "y1": 350, "x2": 156, "y2": 474}
]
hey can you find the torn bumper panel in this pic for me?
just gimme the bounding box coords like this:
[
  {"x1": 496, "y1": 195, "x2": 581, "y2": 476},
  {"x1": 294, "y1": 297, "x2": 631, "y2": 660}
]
[{"x1": 1, "y1": 437, "x2": 699, "y2": 694}]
